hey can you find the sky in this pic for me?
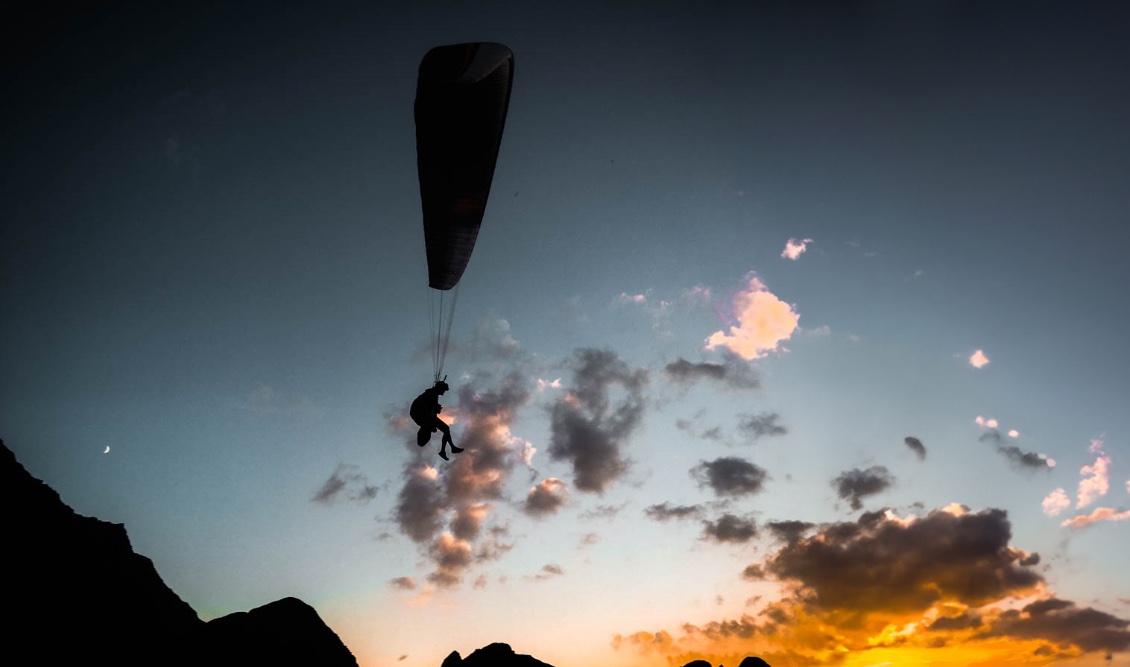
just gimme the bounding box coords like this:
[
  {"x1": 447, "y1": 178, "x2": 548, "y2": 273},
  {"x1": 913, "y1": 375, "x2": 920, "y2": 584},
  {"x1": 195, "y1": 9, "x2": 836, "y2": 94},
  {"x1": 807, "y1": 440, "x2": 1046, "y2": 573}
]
[{"x1": 3, "y1": 2, "x2": 1130, "y2": 666}]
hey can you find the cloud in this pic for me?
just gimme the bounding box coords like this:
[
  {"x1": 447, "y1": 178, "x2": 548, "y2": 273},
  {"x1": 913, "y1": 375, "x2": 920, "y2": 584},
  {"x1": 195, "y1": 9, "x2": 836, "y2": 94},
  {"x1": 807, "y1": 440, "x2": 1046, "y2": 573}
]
[
  {"x1": 644, "y1": 502, "x2": 704, "y2": 522},
  {"x1": 547, "y1": 349, "x2": 648, "y2": 493},
  {"x1": 762, "y1": 506, "x2": 1042, "y2": 611},
  {"x1": 985, "y1": 597, "x2": 1130, "y2": 653},
  {"x1": 580, "y1": 503, "x2": 625, "y2": 520},
  {"x1": 904, "y1": 436, "x2": 927, "y2": 460},
  {"x1": 524, "y1": 478, "x2": 569, "y2": 517},
  {"x1": 389, "y1": 576, "x2": 417, "y2": 591},
  {"x1": 1042, "y1": 488, "x2": 1070, "y2": 517},
  {"x1": 312, "y1": 464, "x2": 378, "y2": 505},
  {"x1": 969, "y1": 349, "x2": 991, "y2": 368},
  {"x1": 781, "y1": 238, "x2": 813, "y2": 260},
  {"x1": 427, "y1": 532, "x2": 473, "y2": 588},
  {"x1": 702, "y1": 514, "x2": 758, "y2": 543},
  {"x1": 979, "y1": 431, "x2": 1055, "y2": 470},
  {"x1": 536, "y1": 377, "x2": 562, "y2": 390},
  {"x1": 705, "y1": 275, "x2": 799, "y2": 360},
  {"x1": 975, "y1": 416, "x2": 999, "y2": 429},
  {"x1": 531, "y1": 563, "x2": 564, "y2": 581},
  {"x1": 392, "y1": 371, "x2": 535, "y2": 588},
  {"x1": 1077, "y1": 439, "x2": 1112, "y2": 508},
  {"x1": 618, "y1": 506, "x2": 1114, "y2": 666},
  {"x1": 765, "y1": 520, "x2": 814, "y2": 544},
  {"x1": 691, "y1": 457, "x2": 769, "y2": 497},
  {"x1": 664, "y1": 356, "x2": 761, "y2": 390},
  {"x1": 737, "y1": 412, "x2": 787, "y2": 440},
  {"x1": 394, "y1": 462, "x2": 447, "y2": 543},
  {"x1": 832, "y1": 466, "x2": 894, "y2": 511},
  {"x1": 1060, "y1": 507, "x2": 1130, "y2": 529}
]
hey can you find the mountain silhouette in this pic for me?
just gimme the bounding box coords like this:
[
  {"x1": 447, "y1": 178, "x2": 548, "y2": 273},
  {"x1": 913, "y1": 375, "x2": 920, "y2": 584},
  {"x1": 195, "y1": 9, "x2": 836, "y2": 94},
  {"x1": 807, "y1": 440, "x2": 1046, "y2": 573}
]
[
  {"x1": 681, "y1": 659, "x2": 771, "y2": 667},
  {"x1": 2, "y1": 439, "x2": 357, "y2": 666},
  {"x1": 3, "y1": 438, "x2": 774, "y2": 667},
  {"x1": 442, "y1": 642, "x2": 556, "y2": 667}
]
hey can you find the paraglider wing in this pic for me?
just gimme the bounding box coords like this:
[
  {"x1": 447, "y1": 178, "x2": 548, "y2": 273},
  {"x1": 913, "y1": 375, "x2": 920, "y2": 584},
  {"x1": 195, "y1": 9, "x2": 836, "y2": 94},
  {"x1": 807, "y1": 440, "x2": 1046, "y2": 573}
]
[{"x1": 415, "y1": 42, "x2": 514, "y2": 291}]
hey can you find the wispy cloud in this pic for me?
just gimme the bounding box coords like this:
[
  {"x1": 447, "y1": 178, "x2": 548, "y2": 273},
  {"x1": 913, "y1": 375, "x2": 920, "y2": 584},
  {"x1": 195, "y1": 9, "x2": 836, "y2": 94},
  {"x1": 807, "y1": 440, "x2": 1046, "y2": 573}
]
[
  {"x1": 780, "y1": 238, "x2": 813, "y2": 260},
  {"x1": 664, "y1": 356, "x2": 760, "y2": 390},
  {"x1": 644, "y1": 502, "x2": 704, "y2": 522},
  {"x1": 548, "y1": 349, "x2": 648, "y2": 493},
  {"x1": 530, "y1": 563, "x2": 565, "y2": 581},
  {"x1": 705, "y1": 275, "x2": 799, "y2": 360},
  {"x1": 312, "y1": 464, "x2": 378, "y2": 505},
  {"x1": 832, "y1": 466, "x2": 894, "y2": 511},
  {"x1": 1061, "y1": 507, "x2": 1130, "y2": 529},
  {"x1": 977, "y1": 424, "x2": 1055, "y2": 470},
  {"x1": 737, "y1": 412, "x2": 787, "y2": 440}
]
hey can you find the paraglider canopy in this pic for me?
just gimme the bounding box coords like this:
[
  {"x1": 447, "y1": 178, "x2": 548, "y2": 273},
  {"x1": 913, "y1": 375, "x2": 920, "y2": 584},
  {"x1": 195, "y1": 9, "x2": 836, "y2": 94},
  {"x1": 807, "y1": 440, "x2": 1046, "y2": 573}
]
[
  {"x1": 415, "y1": 42, "x2": 514, "y2": 291},
  {"x1": 414, "y1": 42, "x2": 514, "y2": 381}
]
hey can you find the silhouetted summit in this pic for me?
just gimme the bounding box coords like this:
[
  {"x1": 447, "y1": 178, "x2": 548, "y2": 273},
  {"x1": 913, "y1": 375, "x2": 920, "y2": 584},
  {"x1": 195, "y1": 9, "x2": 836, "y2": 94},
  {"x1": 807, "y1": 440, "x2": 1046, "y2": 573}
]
[
  {"x1": 680, "y1": 658, "x2": 772, "y2": 667},
  {"x1": 186, "y1": 596, "x2": 358, "y2": 665},
  {"x1": 2, "y1": 439, "x2": 357, "y2": 667},
  {"x1": 442, "y1": 642, "x2": 555, "y2": 667}
]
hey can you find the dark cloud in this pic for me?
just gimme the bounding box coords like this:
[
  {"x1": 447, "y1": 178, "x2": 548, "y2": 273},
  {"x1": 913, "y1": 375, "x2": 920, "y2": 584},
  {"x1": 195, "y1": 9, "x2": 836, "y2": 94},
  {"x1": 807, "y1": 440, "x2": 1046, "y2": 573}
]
[
  {"x1": 979, "y1": 431, "x2": 1052, "y2": 470},
  {"x1": 389, "y1": 576, "x2": 417, "y2": 591},
  {"x1": 427, "y1": 532, "x2": 473, "y2": 589},
  {"x1": 928, "y1": 612, "x2": 983, "y2": 631},
  {"x1": 832, "y1": 466, "x2": 894, "y2": 510},
  {"x1": 702, "y1": 513, "x2": 758, "y2": 543},
  {"x1": 759, "y1": 506, "x2": 1043, "y2": 614},
  {"x1": 394, "y1": 462, "x2": 446, "y2": 543},
  {"x1": 312, "y1": 464, "x2": 378, "y2": 505},
  {"x1": 984, "y1": 598, "x2": 1130, "y2": 654},
  {"x1": 904, "y1": 436, "x2": 927, "y2": 460},
  {"x1": 998, "y1": 445, "x2": 1052, "y2": 469},
  {"x1": 692, "y1": 508, "x2": 1127, "y2": 659},
  {"x1": 548, "y1": 349, "x2": 648, "y2": 493},
  {"x1": 664, "y1": 356, "x2": 760, "y2": 390},
  {"x1": 644, "y1": 502, "x2": 703, "y2": 522},
  {"x1": 737, "y1": 412, "x2": 787, "y2": 440},
  {"x1": 692, "y1": 457, "x2": 769, "y2": 497},
  {"x1": 765, "y1": 520, "x2": 814, "y2": 544},
  {"x1": 524, "y1": 478, "x2": 569, "y2": 517}
]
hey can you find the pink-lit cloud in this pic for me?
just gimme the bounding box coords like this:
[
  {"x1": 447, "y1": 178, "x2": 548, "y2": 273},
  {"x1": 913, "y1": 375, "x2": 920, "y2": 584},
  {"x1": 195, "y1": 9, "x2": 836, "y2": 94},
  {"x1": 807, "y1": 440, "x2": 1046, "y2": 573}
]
[
  {"x1": 1077, "y1": 439, "x2": 1111, "y2": 509},
  {"x1": 1061, "y1": 507, "x2": 1130, "y2": 529},
  {"x1": 969, "y1": 350, "x2": 991, "y2": 368},
  {"x1": 705, "y1": 276, "x2": 799, "y2": 360},
  {"x1": 1042, "y1": 488, "x2": 1070, "y2": 517},
  {"x1": 975, "y1": 416, "x2": 999, "y2": 429},
  {"x1": 524, "y1": 478, "x2": 569, "y2": 517},
  {"x1": 780, "y1": 238, "x2": 813, "y2": 260}
]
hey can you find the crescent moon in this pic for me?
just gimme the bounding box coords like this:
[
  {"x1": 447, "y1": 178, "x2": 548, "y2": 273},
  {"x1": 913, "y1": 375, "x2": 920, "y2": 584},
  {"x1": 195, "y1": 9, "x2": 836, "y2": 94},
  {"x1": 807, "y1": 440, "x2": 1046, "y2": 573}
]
[{"x1": 103, "y1": 446, "x2": 110, "y2": 454}]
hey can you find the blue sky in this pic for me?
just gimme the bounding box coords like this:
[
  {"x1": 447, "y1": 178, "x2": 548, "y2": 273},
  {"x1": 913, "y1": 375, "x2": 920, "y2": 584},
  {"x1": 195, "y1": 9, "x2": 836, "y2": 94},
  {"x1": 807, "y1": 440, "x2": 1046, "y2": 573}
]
[{"x1": 3, "y1": 2, "x2": 1129, "y2": 666}]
